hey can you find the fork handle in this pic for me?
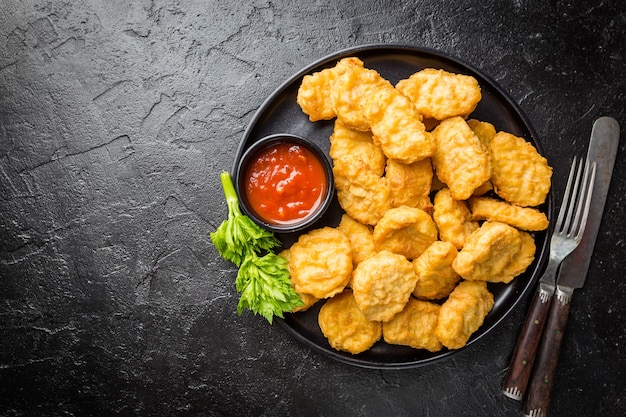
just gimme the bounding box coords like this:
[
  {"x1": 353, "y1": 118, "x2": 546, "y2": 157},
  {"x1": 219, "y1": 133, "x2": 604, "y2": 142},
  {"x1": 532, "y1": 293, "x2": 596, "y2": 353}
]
[
  {"x1": 502, "y1": 285, "x2": 554, "y2": 400},
  {"x1": 523, "y1": 288, "x2": 572, "y2": 416}
]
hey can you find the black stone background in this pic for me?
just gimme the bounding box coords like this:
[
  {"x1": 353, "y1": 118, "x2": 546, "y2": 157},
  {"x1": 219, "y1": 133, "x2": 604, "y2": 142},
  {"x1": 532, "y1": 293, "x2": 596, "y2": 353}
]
[{"x1": 1, "y1": 1, "x2": 624, "y2": 416}]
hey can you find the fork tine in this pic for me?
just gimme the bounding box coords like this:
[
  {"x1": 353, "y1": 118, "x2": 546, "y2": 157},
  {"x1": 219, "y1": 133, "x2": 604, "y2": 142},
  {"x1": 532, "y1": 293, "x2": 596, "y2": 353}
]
[
  {"x1": 556, "y1": 156, "x2": 582, "y2": 233},
  {"x1": 562, "y1": 157, "x2": 585, "y2": 235},
  {"x1": 573, "y1": 159, "x2": 596, "y2": 240}
]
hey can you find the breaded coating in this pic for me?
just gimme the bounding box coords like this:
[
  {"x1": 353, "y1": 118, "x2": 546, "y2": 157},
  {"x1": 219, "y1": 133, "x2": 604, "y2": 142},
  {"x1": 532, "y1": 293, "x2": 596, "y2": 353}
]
[
  {"x1": 435, "y1": 280, "x2": 494, "y2": 350},
  {"x1": 412, "y1": 241, "x2": 460, "y2": 300},
  {"x1": 489, "y1": 131, "x2": 552, "y2": 207},
  {"x1": 469, "y1": 196, "x2": 549, "y2": 231},
  {"x1": 373, "y1": 206, "x2": 438, "y2": 260},
  {"x1": 467, "y1": 119, "x2": 496, "y2": 149},
  {"x1": 452, "y1": 221, "x2": 523, "y2": 284},
  {"x1": 364, "y1": 87, "x2": 436, "y2": 164},
  {"x1": 330, "y1": 120, "x2": 386, "y2": 176},
  {"x1": 331, "y1": 58, "x2": 435, "y2": 163},
  {"x1": 501, "y1": 231, "x2": 536, "y2": 279},
  {"x1": 386, "y1": 158, "x2": 433, "y2": 213},
  {"x1": 396, "y1": 68, "x2": 482, "y2": 120},
  {"x1": 289, "y1": 227, "x2": 353, "y2": 299},
  {"x1": 331, "y1": 57, "x2": 384, "y2": 131},
  {"x1": 432, "y1": 117, "x2": 492, "y2": 200},
  {"x1": 433, "y1": 188, "x2": 479, "y2": 249},
  {"x1": 296, "y1": 66, "x2": 338, "y2": 121},
  {"x1": 318, "y1": 291, "x2": 382, "y2": 354},
  {"x1": 334, "y1": 157, "x2": 392, "y2": 226},
  {"x1": 279, "y1": 249, "x2": 320, "y2": 312},
  {"x1": 337, "y1": 213, "x2": 377, "y2": 267},
  {"x1": 471, "y1": 180, "x2": 493, "y2": 197},
  {"x1": 383, "y1": 298, "x2": 443, "y2": 352},
  {"x1": 352, "y1": 251, "x2": 418, "y2": 322}
]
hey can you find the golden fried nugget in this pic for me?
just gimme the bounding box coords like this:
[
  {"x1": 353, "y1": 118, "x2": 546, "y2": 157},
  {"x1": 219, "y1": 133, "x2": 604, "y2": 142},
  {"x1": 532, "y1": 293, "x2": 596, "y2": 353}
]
[
  {"x1": 435, "y1": 280, "x2": 494, "y2": 349},
  {"x1": 364, "y1": 86, "x2": 436, "y2": 164},
  {"x1": 330, "y1": 58, "x2": 435, "y2": 163},
  {"x1": 373, "y1": 206, "x2": 438, "y2": 260},
  {"x1": 452, "y1": 221, "x2": 523, "y2": 283},
  {"x1": 433, "y1": 188, "x2": 479, "y2": 249},
  {"x1": 337, "y1": 214, "x2": 377, "y2": 267},
  {"x1": 334, "y1": 157, "x2": 392, "y2": 226},
  {"x1": 289, "y1": 227, "x2": 353, "y2": 299},
  {"x1": 383, "y1": 298, "x2": 443, "y2": 352},
  {"x1": 432, "y1": 117, "x2": 492, "y2": 200},
  {"x1": 467, "y1": 119, "x2": 496, "y2": 149},
  {"x1": 413, "y1": 241, "x2": 461, "y2": 300},
  {"x1": 279, "y1": 249, "x2": 321, "y2": 312},
  {"x1": 386, "y1": 158, "x2": 433, "y2": 212},
  {"x1": 331, "y1": 57, "x2": 384, "y2": 131},
  {"x1": 501, "y1": 231, "x2": 536, "y2": 279},
  {"x1": 318, "y1": 291, "x2": 382, "y2": 354},
  {"x1": 396, "y1": 68, "x2": 482, "y2": 120},
  {"x1": 296, "y1": 66, "x2": 338, "y2": 121},
  {"x1": 330, "y1": 120, "x2": 386, "y2": 176},
  {"x1": 472, "y1": 180, "x2": 493, "y2": 196},
  {"x1": 489, "y1": 131, "x2": 552, "y2": 207},
  {"x1": 352, "y1": 250, "x2": 418, "y2": 322},
  {"x1": 469, "y1": 196, "x2": 549, "y2": 231}
]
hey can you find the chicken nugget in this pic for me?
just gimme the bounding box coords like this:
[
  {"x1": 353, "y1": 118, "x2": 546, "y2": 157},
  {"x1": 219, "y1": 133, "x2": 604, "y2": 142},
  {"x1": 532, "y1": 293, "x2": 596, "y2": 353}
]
[
  {"x1": 469, "y1": 196, "x2": 549, "y2": 231},
  {"x1": 383, "y1": 298, "x2": 442, "y2": 352},
  {"x1": 363, "y1": 87, "x2": 435, "y2": 164},
  {"x1": 452, "y1": 221, "x2": 523, "y2": 283},
  {"x1": 489, "y1": 131, "x2": 552, "y2": 207},
  {"x1": 289, "y1": 227, "x2": 353, "y2": 299},
  {"x1": 435, "y1": 280, "x2": 494, "y2": 350},
  {"x1": 334, "y1": 157, "x2": 392, "y2": 226},
  {"x1": 396, "y1": 68, "x2": 482, "y2": 121},
  {"x1": 386, "y1": 158, "x2": 433, "y2": 213},
  {"x1": 373, "y1": 206, "x2": 438, "y2": 260},
  {"x1": 337, "y1": 214, "x2": 377, "y2": 267},
  {"x1": 331, "y1": 57, "x2": 384, "y2": 131},
  {"x1": 318, "y1": 291, "x2": 382, "y2": 354},
  {"x1": 279, "y1": 249, "x2": 320, "y2": 312},
  {"x1": 296, "y1": 66, "x2": 338, "y2": 122},
  {"x1": 352, "y1": 250, "x2": 418, "y2": 322},
  {"x1": 471, "y1": 180, "x2": 493, "y2": 197},
  {"x1": 413, "y1": 241, "x2": 460, "y2": 300},
  {"x1": 330, "y1": 120, "x2": 386, "y2": 176},
  {"x1": 467, "y1": 119, "x2": 496, "y2": 149},
  {"x1": 432, "y1": 117, "x2": 492, "y2": 200},
  {"x1": 433, "y1": 188, "x2": 479, "y2": 249},
  {"x1": 501, "y1": 231, "x2": 536, "y2": 279},
  {"x1": 331, "y1": 59, "x2": 435, "y2": 163}
]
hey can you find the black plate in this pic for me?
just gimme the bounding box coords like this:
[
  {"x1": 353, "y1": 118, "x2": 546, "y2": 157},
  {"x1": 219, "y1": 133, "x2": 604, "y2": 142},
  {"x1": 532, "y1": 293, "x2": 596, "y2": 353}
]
[{"x1": 233, "y1": 44, "x2": 553, "y2": 369}]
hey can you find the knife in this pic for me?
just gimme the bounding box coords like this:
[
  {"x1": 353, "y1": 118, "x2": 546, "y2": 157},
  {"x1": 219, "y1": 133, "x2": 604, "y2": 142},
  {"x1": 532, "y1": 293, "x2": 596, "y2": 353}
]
[{"x1": 523, "y1": 116, "x2": 620, "y2": 416}]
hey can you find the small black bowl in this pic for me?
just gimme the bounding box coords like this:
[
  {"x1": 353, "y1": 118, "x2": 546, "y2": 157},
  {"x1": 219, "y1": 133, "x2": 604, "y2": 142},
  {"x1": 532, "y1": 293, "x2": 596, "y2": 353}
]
[{"x1": 235, "y1": 133, "x2": 334, "y2": 233}]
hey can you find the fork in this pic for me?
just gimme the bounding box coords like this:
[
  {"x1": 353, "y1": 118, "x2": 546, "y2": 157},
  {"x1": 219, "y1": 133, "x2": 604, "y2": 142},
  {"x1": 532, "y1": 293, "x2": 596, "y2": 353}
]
[{"x1": 502, "y1": 156, "x2": 596, "y2": 401}]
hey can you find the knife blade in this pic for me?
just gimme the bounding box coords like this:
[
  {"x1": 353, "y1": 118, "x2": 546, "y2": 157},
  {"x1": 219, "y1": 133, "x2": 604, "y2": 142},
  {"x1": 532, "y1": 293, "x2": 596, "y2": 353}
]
[{"x1": 524, "y1": 116, "x2": 620, "y2": 417}]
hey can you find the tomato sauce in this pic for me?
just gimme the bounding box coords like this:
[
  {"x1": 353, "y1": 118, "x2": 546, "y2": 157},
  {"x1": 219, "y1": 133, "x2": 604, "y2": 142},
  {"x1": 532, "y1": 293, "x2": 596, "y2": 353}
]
[{"x1": 244, "y1": 142, "x2": 328, "y2": 225}]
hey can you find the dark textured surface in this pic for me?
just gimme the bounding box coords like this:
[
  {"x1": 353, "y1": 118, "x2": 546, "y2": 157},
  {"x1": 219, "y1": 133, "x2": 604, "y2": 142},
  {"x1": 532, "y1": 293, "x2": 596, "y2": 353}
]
[{"x1": 0, "y1": 1, "x2": 624, "y2": 416}]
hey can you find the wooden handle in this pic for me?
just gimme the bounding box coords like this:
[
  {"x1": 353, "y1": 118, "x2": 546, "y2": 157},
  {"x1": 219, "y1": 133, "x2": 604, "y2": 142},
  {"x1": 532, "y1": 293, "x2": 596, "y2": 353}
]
[
  {"x1": 502, "y1": 287, "x2": 553, "y2": 400},
  {"x1": 523, "y1": 292, "x2": 572, "y2": 416}
]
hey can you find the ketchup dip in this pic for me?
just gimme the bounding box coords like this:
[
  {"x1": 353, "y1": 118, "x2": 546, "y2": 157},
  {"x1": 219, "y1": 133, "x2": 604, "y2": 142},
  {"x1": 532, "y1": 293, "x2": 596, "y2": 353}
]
[{"x1": 243, "y1": 140, "x2": 328, "y2": 226}]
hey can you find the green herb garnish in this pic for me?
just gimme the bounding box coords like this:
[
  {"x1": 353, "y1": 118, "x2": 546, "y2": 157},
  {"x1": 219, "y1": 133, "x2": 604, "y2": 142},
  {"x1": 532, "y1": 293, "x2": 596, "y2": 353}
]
[{"x1": 210, "y1": 171, "x2": 303, "y2": 323}]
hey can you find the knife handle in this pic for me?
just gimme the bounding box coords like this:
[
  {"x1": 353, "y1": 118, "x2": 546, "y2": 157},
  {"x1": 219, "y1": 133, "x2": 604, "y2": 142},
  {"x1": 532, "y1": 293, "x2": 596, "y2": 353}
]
[
  {"x1": 502, "y1": 286, "x2": 553, "y2": 400},
  {"x1": 523, "y1": 288, "x2": 573, "y2": 416}
]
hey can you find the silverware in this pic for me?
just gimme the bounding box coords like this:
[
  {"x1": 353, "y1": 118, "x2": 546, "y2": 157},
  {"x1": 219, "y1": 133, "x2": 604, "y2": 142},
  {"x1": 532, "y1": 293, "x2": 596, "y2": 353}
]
[
  {"x1": 524, "y1": 116, "x2": 620, "y2": 417},
  {"x1": 502, "y1": 155, "x2": 596, "y2": 400}
]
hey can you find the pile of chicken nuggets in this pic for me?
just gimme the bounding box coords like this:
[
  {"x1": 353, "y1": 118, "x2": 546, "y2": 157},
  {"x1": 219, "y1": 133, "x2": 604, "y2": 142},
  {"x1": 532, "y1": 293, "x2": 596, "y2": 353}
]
[{"x1": 279, "y1": 57, "x2": 552, "y2": 355}]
